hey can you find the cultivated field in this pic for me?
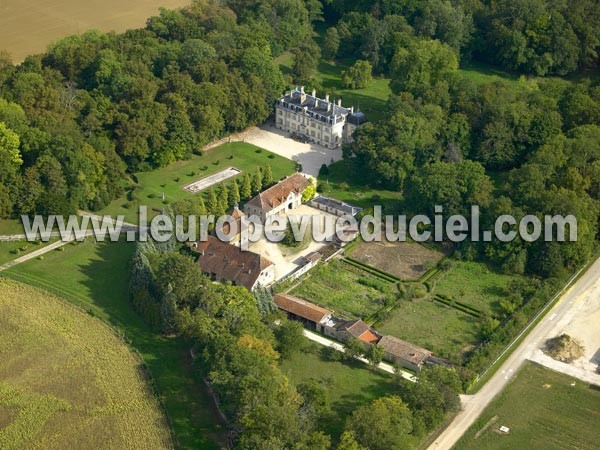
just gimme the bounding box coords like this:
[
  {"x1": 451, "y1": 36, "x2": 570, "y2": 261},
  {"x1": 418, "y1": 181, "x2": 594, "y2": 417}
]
[
  {"x1": 2, "y1": 239, "x2": 225, "y2": 449},
  {"x1": 279, "y1": 343, "x2": 396, "y2": 439},
  {"x1": 0, "y1": 0, "x2": 190, "y2": 62},
  {"x1": 348, "y1": 240, "x2": 445, "y2": 280},
  {"x1": 98, "y1": 142, "x2": 296, "y2": 223},
  {"x1": 377, "y1": 299, "x2": 480, "y2": 363},
  {"x1": 456, "y1": 362, "x2": 600, "y2": 450},
  {"x1": 0, "y1": 278, "x2": 172, "y2": 449},
  {"x1": 290, "y1": 259, "x2": 397, "y2": 319}
]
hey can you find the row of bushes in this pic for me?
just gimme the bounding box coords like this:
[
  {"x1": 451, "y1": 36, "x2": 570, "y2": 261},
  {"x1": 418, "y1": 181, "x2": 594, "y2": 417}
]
[
  {"x1": 343, "y1": 257, "x2": 401, "y2": 283},
  {"x1": 433, "y1": 295, "x2": 482, "y2": 318}
]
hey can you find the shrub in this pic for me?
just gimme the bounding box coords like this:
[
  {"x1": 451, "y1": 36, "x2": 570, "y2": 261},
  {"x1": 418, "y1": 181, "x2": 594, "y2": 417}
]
[
  {"x1": 38, "y1": 255, "x2": 44, "y2": 260},
  {"x1": 339, "y1": 181, "x2": 350, "y2": 191},
  {"x1": 147, "y1": 193, "x2": 156, "y2": 199},
  {"x1": 174, "y1": 177, "x2": 180, "y2": 182},
  {"x1": 213, "y1": 160, "x2": 220, "y2": 165},
  {"x1": 255, "y1": 149, "x2": 263, "y2": 153},
  {"x1": 268, "y1": 154, "x2": 275, "y2": 159},
  {"x1": 10, "y1": 249, "x2": 20, "y2": 255},
  {"x1": 227, "y1": 155, "x2": 234, "y2": 160},
  {"x1": 192, "y1": 149, "x2": 204, "y2": 156}
]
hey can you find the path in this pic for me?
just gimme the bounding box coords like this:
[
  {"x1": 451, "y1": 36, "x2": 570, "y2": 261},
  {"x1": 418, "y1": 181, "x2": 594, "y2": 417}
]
[
  {"x1": 428, "y1": 256, "x2": 600, "y2": 450},
  {"x1": 302, "y1": 328, "x2": 416, "y2": 382},
  {"x1": 0, "y1": 236, "x2": 87, "y2": 272}
]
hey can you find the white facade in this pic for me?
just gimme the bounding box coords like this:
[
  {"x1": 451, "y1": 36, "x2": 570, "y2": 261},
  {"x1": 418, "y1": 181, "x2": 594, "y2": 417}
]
[{"x1": 275, "y1": 87, "x2": 366, "y2": 149}]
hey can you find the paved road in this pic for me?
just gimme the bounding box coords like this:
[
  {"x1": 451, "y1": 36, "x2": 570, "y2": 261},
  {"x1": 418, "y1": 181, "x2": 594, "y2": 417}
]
[
  {"x1": 428, "y1": 256, "x2": 600, "y2": 450},
  {"x1": 302, "y1": 328, "x2": 416, "y2": 382}
]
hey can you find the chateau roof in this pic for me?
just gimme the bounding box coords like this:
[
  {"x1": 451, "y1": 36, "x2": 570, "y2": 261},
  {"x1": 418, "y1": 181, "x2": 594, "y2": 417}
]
[{"x1": 277, "y1": 87, "x2": 351, "y2": 120}]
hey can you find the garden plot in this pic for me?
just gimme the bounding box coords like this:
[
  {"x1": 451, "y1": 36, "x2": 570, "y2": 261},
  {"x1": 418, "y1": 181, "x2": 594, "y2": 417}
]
[{"x1": 182, "y1": 167, "x2": 242, "y2": 193}]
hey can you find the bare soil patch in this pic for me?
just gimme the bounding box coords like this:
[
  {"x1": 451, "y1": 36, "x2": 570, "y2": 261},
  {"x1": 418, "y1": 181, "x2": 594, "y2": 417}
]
[{"x1": 349, "y1": 241, "x2": 444, "y2": 280}]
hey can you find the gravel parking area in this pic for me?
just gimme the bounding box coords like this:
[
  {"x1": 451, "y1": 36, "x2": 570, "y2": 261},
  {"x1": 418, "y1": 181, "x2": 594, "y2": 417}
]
[{"x1": 232, "y1": 125, "x2": 343, "y2": 178}]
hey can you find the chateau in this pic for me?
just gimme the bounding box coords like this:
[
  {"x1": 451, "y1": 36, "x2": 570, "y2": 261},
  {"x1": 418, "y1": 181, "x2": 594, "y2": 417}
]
[{"x1": 275, "y1": 87, "x2": 368, "y2": 148}]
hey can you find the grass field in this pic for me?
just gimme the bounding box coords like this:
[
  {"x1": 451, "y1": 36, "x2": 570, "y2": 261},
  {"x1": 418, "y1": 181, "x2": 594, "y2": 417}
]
[
  {"x1": 0, "y1": 278, "x2": 172, "y2": 449},
  {"x1": 0, "y1": 0, "x2": 190, "y2": 62},
  {"x1": 377, "y1": 299, "x2": 480, "y2": 363},
  {"x1": 0, "y1": 240, "x2": 56, "y2": 265},
  {"x1": 98, "y1": 142, "x2": 296, "y2": 223},
  {"x1": 348, "y1": 240, "x2": 445, "y2": 280},
  {"x1": 433, "y1": 261, "x2": 523, "y2": 316},
  {"x1": 0, "y1": 220, "x2": 25, "y2": 236},
  {"x1": 456, "y1": 362, "x2": 600, "y2": 450},
  {"x1": 2, "y1": 239, "x2": 225, "y2": 449},
  {"x1": 279, "y1": 343, "x2": 396, "y2": 439},
  {"x1": 290, "y1": 260, "x2": 396, "y2": 319},
  {"x1": 318, "y1": 158, "x2": 403, "y2": 213}
]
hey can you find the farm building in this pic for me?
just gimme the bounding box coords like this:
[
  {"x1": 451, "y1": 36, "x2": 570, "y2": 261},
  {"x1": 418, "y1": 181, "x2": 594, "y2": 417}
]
[
  {"x1": 377, "y1": 335, "x2": 433, "y2": 372},
  {"x1": 244, "y1": 173, "x2": 312, "y2": 221},
  {"x1": 310, "y1": 196, "x2": 362, "y2": 217},
  {"x1": 190, "y1": 236, "x2": 274, "y2": 291},
  {"x1": 324, "y1": 318, "x2": 380, "y2": 344},
  {"x1": 274, "y1": 293, "x2": 332, "y2": 332}
]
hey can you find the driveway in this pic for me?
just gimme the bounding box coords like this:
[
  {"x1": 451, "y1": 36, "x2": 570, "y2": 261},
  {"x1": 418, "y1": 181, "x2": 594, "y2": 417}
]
[
  {"x1": 428, "y1": 256, "x2": 600, "y2": 450},
  {"x1": 230, "y1": 125, "x2": 343, "y2": 178},
  {"x1": 247, "y1": 205, "x2": 340, "y2": 281}
]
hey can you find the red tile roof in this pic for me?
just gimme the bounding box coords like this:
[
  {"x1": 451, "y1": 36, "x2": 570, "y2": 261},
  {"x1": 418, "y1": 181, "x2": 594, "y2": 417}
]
[
  {"x1": 377, "y1": 335, "x2": 432, "y2": 365},
  {"x1": 246, "y1": 173, "x2": 311, "y2": 213},
  {"x1": 274, "y1": 293, "x2": 332, "y2": 324}
]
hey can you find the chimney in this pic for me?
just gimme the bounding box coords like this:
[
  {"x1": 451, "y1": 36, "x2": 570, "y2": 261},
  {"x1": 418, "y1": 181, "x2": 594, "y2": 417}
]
[
  {"x1": 301, "y1": 86, "x2": 305, "y2": 93},
  {"x1": 351, "y1": 106, "x2": 354, "y2": 114},
  {"x1": 300, "y1": 86, "x2": 307, "y2": 104},
  {"x1": 327, "y1": 102, "x2": 332, "y2": 113},
  {"x1": 312, "y1": 88, "x2": 316, "y2": 98},
  {"x1": 337, "y1": 99, "x2": 342, "y2": 107}
]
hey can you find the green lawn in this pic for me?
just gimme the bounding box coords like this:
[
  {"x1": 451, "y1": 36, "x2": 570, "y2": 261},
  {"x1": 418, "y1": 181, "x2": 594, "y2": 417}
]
[
  {"x1": 98, "y1": 142, "x2": 296, "y2": 223},
  {"x1": 290, "y1": 260, "x2": 396, "y2": 319},
  {"x1": 279, "y1": 343, "x2": 396, "y2": 439},
  {"x1": 0, "y1": 219, "x2": 25, "y2": 235},
  {"x1": 376, "y1": 299, "x2": 480, "y2": 364},
  {"x1": 434, "y1": 261, "x2": 523, "y2": 316},
  {"x1": 458, "y1": 62, "x2": 521, "y2": 86},
  {"x1": 1, "y1": 239, "x2": 225, "y2": 450},
  {"x1": 456, "y1": 362, "x2": 600, "y2": 450},
  {"x1": 318, "y1": 159, "x2": 403, "y2": 214},
  {"x1": 0, "y1": 239, "x2": 55, "y2": 265}
]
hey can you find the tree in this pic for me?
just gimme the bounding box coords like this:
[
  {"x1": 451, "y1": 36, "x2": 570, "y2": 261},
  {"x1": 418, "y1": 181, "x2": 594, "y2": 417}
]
[
  {"x1": 344, "y1": 337, "x2": 364, "y2": 361},
  {"x1": 345, "y1": 396, "x2": 413, "y2": 450},
  {"x1": 337, "y1": 431, "x2": 367, "y2": 450},
  {"x1": 207, "y1": 187, "x2": 218, "y2": 215},
  {"x1": 366, "y1": 344, "x2": 384, "y2": 368},
  {"x1": 252, "y1": 168, "x2": 263, "y2": 193},
  {"x1": 229, "y1": 179, "x2": 241, "y2": 205},
  {"x1": 275, "y1": 319, "x2": 306, "y2": 358},
  {"x1": 0, "y1": 122, "x2": 22, "y2": 184},
  {"x1": 292, "y1": 38, "x2": 321, "y2": 83},
  {"x1": 263, "y1": 163, "x2": 273, "y2": 187},
  {"x1": 302, "y1": 184, "x2": 316, "y2": 202},
  {"x1": 241, "y1": 172, "x2": 252, "y2": 199},
  {"x1": 323, "y1": 27, "x2": 341, "y2": 60},
  {"x1": 253, "y1": 287, "x2": 277, "y2": 316},
  {"x1": 156, "y1": 253, "x2": 203, "y2": 307},
  {"x1": 341, "y1": 60, "x2": 373, "y2": 89}
]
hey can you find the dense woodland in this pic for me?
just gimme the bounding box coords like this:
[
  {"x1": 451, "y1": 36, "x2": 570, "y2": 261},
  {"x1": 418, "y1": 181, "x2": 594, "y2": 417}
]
[{"x1": 1, "y1": 0, "x2": 600, "y2": 448}]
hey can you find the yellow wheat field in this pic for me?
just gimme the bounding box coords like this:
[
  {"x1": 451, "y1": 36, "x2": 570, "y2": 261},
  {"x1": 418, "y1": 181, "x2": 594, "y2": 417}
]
[
  {"x1": 0, "y1": 278, "x2": 173, "y2": 449},
  {"x1": 0, "y1": 0, "x2": 190, "y2": 62}
]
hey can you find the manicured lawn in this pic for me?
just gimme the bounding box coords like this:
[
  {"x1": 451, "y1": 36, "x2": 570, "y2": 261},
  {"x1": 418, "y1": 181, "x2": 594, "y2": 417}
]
[
  {"x1": 318, "y1": 158, "x2": 404, "y2": 214},
  {"x1": 98, "y1": 142, "x2": 296, "y2": 223},
  {"x1": 290, "y1": 260, "x2": 396, "y2": 319},
  {"x1": 376, "y1": 299, "x2": 480, "y2": 364},
  {"x1": 0, "y1": 279, "x2": 172, "y2": 449},
  {"x1": 433, "y1": 261, "x2": 523, "y2": 316},
  {"x1": 0, "y1": 239, "x2": 55, "y2": 265},
  {"x1": 458, "y1": 62, "x2": 521, "y2": 86},
  {"x1": 456, "y1": 362, "x2": 600, "y2": 450},
  {"x1": 1, "y1": 239, "x2": 225, "y2": 450},
  {"x1": 279, "y1": 343, "x2": 396, "y2": 439},
  {"x1": 0, "y1": 219, "x2": 25, "y2": 235}
]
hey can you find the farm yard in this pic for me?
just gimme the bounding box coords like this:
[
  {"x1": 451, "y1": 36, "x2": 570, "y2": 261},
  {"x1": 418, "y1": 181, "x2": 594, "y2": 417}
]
[
  {"x1": 1, "y1": 239, "x2": 225, "y2": 449},
  {"x1": 456, "y1": 362, "x2": 600, "y2": 450},
  {"x1": 0, "y1": 279, "x2": 172, "y2": 450},
  {"x1": 97, "y1": 142, "x2": 296, "y2": 223},
  {"x1": 347, "y1": 240, "x2": 445, "y2": 280},
  {"x1": 0, "y1": 0, "x2": 190, "y2": 62},
  {"x1": 289, "y1": 259, "x2": 397, "y2": 320}
]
